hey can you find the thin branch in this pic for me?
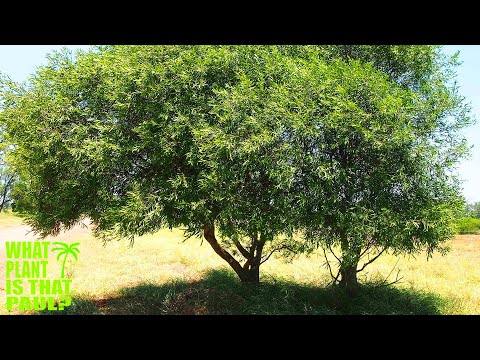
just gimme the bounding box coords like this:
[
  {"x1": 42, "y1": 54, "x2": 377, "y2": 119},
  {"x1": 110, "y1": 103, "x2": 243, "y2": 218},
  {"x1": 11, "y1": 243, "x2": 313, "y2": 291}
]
[
  {"x1": 384, "y1": 258, "x2": 400, "y2": 282},
  {"x1": 357, "y1": 246, "x2": 387, "y2": 273},
  {"x1": 327, "y1": 244, "x2": 341, "y2": 263},
  {"x1": 260, "y1": 244, "x2": 295, "y2": 265},
  {"x1": 332, "y1": 269, "x2": 341, "y2": 285},
  {"x1": 260, "y1": 249, "x2": 277, "y2": 265},
  {"x1": 359, "y1": 238, "x2": 375, "y2": 258},
  {"x1": 325, "y1": 244, "x2": 342, "y2": 285},
  {"x1": 322, "y1": 247, "x2": 335, "y2": 280},
  {"x1": 374, "y1": 269, "x2": 404, "y2": 289}
]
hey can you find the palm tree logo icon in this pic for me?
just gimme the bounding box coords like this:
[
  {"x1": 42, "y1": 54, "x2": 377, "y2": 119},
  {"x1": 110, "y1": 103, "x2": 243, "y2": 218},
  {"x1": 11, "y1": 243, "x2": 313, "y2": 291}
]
[{"x1": 51, "y1": 242, "x2": 80, "y2": 278}]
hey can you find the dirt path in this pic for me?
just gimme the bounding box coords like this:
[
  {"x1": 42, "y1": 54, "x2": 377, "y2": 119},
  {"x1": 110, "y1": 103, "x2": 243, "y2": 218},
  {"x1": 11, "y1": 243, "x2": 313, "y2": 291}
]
[
  {"x1": 0, "y1": 225, "x2": 37, "y2": 242},
  {"x1": 0, "y1": 220, "x2": 92, "y2": 243}
]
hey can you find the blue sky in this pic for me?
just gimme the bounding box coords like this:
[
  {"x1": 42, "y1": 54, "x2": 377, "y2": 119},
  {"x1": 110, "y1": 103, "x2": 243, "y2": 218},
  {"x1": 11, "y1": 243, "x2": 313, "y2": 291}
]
[
  {"x1": 0, "y1": 45, "x2": 479, "y2": 203},
  {"x1": 443, "y1": 46, "x2": 480, "y2": 203}
]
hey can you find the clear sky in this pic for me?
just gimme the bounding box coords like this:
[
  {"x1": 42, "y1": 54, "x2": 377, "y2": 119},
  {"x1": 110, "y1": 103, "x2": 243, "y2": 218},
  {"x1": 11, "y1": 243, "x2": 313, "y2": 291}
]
[
  {"x1": 443, "y1": 46, "x2": 480, "y2": 203},
  {"x1": 0, "y1": 45, "x2": 478, "y2": 203}
]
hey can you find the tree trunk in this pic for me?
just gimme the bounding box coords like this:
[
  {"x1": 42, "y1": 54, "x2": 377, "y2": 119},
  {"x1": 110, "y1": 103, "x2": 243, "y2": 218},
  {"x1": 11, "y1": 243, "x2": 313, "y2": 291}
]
[
  {"x1": 203, "y1": 223, "x2": 261, "y2": 283},
  {"x1": 240, "y1": 265, "x2": 260, "y2": 283},
  {"x1": 203, "y1": 223, "x2": 245, "y2": 279},
  {"x1": 0, "y1": 174, "x2": 14, "y2": 212},
  {"x1": 338, "y1": 231, "x2": 360, "y2": 294},
  {"x1": 339, "y1": 264, "x2": 358, "y2": 290}
]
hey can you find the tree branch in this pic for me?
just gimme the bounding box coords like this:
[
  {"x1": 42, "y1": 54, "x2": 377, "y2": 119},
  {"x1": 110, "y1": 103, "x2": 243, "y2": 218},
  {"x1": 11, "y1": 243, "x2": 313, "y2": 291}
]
[
  {"x1": 322, "y1": 247, "x2": 335, "y2": 280},
  {"x1": 332, "y1": 269, "x2": 341, "y2": 285},
  {"x1": 374, "y1": 268, "x2": 404, "y2": 289},
  {"x1": 234, "y1": 239, "x2": 251, "y2": 259},
  {"x1": 203, "y1": 223, "x2": 245, "y2": 278},
  {"x1": 359, "y1": 237, "x2": 375, "y2": 259},
  {"x1": 260, "y1": 248, "x2": 279, "y2": 265},
  {"x1": 255, "y1": 232, "x2": 267, "y2": 263},
  {"x1": 0, "y1": 173, "x2": 14, "y2": 211},
  {"x1": 375, "y1": 258, "x2": 404, "y2": 288},
  {"x1": 249, "y1": 230, "x2": 258, "y2": 256},
  {"x1": 260, "y1": 244, "x2": 295, "y2": 265},
  {"x1": 357, "y1": 246, "x2": 387, "y2": 273},
  {"x1": 327, "y1": 243, "x2": 341, "y2": 263}
]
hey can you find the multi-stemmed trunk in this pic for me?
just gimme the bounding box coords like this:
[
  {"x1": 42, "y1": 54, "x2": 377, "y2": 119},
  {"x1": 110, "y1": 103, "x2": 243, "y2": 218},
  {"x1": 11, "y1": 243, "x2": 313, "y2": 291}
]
[
  {"x1": 337, "y1": 234, "x2": 361, "y2": 293},
  {"x1": 240, "y1": 264, "x2": 260, "y2": 283},
  {"x1": 339, "y1": 264, "x2": 358, "y2": 289},
  {"x1": 203, "y1": 223, "x2": 264, "y2": 283}
]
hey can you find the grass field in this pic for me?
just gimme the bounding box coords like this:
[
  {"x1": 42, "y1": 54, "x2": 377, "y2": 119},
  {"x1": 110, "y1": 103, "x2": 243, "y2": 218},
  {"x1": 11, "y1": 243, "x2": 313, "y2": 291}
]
[
  {"x1": 1, "y1": 212, "x2": 479, "y2": 315},
  {"x1": 0, "y1": 211, "x2": 24, "y2": 227}
]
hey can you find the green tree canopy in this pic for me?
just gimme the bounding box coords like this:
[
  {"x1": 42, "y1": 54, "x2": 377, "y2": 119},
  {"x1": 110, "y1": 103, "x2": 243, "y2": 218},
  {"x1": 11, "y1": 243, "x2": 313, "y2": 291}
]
[
  {"x1": 0, "y1": 45, "x2": 471, "y2": 285},
  {"x1": 1, "y1": 46, "x2": 318, "y2": 282},
  {"x1": 296, "y1": 46, "x2": 472, "y2": 289}
]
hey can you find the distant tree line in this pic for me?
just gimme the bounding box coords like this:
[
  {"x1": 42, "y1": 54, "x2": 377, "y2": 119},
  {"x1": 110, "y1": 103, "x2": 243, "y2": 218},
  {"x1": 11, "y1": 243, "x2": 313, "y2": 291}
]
[
  {"x1": 456, "y1": 201, "x2": 480, "y2": 234},
  {"x1": 463, "y1": 202, "x2": 480, "y2": 219},
  {"x1": 0, "y1": 129, "x2": 16, "y2": 211}
]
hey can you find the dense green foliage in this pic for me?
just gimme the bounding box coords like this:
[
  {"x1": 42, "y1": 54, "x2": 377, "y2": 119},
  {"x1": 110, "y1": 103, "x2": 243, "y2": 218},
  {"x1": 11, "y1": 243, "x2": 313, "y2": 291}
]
[
  {"x1": 296, "y1": 46, "x2": 471, "y2": 289},
  {"x1": 0, "y1": 45, "x2": 472, "y2": 285},
  {"x1": 455, "y1": 201, "x2": 480, "y2": 234},
  {"x1": 0, "y1": 46, "x2": 317, "y2": 282},
  {"x1": 456, "y1": 217, "x2": 480, "y2": 234}
]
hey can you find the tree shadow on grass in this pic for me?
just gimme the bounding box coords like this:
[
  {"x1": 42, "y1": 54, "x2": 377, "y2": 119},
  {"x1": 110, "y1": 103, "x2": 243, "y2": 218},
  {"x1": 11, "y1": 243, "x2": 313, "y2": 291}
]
[{"x1": 40, "y1": 269, "x2": 447, "y2": 315}]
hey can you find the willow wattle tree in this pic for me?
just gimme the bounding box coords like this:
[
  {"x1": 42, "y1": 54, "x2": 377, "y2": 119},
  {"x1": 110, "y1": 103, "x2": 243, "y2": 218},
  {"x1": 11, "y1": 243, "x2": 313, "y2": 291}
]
[
  {"x1": 296, "y1": 46, "x2": 472, "y2": 290},
  {"x1": 0, "y1": 45, "x2": 471, "y2": 287},
  {"x1": 0, "y1": 46, "x2": 316, "y2": 282}
]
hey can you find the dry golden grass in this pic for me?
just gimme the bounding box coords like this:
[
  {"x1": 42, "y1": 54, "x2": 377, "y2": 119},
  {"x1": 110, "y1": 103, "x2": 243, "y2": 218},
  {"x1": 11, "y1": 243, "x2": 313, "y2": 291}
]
[
  {"x1": 0, "y1": 212, "x2": 479, "y2": 314},
  {"x1": 0, "y1": 211, "x2": 24, "y2": 227},
  {"x1": 381, "y1": 235, "x2": 480, "y2": 314}
]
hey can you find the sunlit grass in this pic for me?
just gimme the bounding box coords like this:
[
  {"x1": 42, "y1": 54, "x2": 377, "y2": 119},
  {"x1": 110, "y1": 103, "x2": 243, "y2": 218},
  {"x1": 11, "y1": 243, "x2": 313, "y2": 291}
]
[
  {"x1": 0, "y1": 212, "x2": 478, "y2": 314},
  {"x1": 0, "y1": 211, "x2": 24, "y2": 227}
]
